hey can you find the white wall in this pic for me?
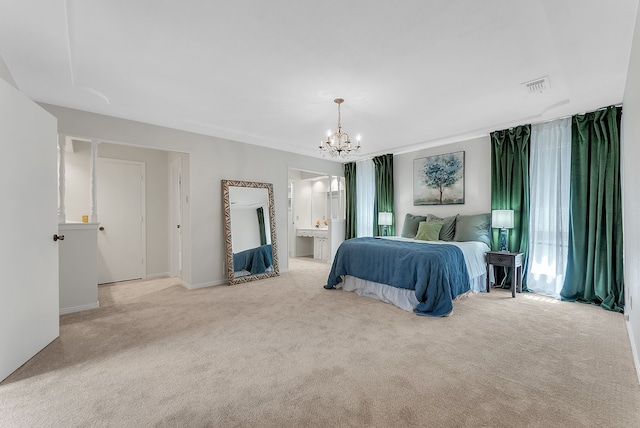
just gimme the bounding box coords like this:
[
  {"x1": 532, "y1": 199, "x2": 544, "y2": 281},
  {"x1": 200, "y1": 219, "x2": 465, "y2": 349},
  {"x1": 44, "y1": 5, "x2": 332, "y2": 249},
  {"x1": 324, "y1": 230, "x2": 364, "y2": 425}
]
[
  {"x1": 40, "y1": 103, "x2": 343, "y2": 287},
  {"x1": 0, "y1": 55, "x2": 17, "y2": 89},
  {"x1": 64, "y1": 141, "x2": 171, "y2": 278},
  {"x1": 622, "y1": 3, "x2": 640, "y2": 382},
  {"x1": 58, "y1": 223, "x2": 99, "y2": 314},
  {"x1": 393, "y1": 136, "x2": 492, "y2": 233},
  {"x1": 64, "y1": 143, "x2": 91, "y2": 221}
]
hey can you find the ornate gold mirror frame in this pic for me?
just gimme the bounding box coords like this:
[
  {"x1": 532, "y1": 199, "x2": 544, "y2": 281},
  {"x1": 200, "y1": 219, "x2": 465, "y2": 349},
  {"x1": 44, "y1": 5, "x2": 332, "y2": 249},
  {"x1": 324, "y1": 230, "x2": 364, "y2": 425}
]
[{"x1": 222, "y1": 179, "x2": 279, "y2": 285}]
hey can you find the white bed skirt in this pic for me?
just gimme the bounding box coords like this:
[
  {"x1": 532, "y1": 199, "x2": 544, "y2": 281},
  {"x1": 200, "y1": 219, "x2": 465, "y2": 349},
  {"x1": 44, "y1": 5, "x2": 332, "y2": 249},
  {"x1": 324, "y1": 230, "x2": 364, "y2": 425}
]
[{"x1": 338, "y1": 273, "x2": 487, "y2": 313}]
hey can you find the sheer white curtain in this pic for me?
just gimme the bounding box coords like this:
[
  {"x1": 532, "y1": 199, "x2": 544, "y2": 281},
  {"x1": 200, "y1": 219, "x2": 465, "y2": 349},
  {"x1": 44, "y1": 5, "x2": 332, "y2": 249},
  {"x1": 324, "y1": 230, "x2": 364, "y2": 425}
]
[
  {"x1": 527, "y1": 118, "x2": 571, "y2": 297},
  {"x1": 356, "y1": 159, "x2": 375, "y2": 237}
]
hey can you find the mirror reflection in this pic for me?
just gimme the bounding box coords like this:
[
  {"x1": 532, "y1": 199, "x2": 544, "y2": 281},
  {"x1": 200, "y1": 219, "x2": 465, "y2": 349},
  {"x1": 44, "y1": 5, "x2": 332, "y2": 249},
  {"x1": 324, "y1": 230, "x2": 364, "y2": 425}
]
[{"x1": 222, "y1": 180, "x2": 279, "y2": 285}]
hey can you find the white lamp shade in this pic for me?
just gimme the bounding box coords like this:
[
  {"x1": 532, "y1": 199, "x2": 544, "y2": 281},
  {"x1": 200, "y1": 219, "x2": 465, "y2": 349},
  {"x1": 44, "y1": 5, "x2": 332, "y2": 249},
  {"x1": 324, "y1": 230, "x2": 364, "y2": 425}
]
[
  {"x1": 492, "y1": 210, "x2": 514, "y2": 229},
  {"x1": 378, "y1": 212, "x2": 393, "y2": 226}
]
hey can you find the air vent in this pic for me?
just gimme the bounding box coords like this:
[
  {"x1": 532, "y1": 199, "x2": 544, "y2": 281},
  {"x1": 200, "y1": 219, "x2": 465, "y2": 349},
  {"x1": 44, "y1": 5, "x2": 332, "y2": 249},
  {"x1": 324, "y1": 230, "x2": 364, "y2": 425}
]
[{"x1": 523, "y1": 76, "x2": 550, "y2": 93}]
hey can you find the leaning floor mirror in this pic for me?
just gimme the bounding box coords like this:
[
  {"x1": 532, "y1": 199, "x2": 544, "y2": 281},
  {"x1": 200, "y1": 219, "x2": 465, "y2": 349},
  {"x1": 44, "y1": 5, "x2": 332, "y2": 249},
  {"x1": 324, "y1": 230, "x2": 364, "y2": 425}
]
[{"x1": 222, "y1": 180, "x2": 279, "y2": 285}]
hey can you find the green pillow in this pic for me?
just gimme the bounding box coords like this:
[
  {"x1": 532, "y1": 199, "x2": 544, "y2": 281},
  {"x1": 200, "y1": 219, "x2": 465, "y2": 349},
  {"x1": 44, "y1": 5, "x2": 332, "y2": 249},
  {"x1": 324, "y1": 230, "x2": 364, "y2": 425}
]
[
  {"x1": 401, "y1": 214, "x2": 427, "y2": 238},
  {"x1": 454, "y1": 213, "x2": 491, "y2": 246},
  {"x1": 426, "y1": 214, "x2": 457, "y2": 241},
  {"x1": 415, "y1": 221, "x2": 444, "y2": 241}
]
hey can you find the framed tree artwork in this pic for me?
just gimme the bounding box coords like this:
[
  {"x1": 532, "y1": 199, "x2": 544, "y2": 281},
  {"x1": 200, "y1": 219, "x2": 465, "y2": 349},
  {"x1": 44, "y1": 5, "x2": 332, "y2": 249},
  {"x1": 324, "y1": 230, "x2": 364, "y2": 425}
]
[{"x1": 413, "y1": 151, "x2": 465, "y2": 205}]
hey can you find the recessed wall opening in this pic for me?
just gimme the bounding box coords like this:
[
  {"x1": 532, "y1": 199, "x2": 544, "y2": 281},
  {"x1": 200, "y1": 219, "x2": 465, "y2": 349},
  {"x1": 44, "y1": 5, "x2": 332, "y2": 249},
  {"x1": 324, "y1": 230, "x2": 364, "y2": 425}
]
[
  {"x1": 58, "y1": 137, "x2": 190, "y2": 287},
  {"x1": 287, "y1": 168, "x2": 345, "y2": 269}
]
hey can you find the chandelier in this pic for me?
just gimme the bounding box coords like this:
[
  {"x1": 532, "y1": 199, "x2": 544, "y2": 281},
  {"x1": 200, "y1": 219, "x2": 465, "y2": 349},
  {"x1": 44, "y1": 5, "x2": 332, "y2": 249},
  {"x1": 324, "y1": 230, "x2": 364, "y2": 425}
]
[{"x1": 318, "y1": 98, "x2": 361, "y2": 158}]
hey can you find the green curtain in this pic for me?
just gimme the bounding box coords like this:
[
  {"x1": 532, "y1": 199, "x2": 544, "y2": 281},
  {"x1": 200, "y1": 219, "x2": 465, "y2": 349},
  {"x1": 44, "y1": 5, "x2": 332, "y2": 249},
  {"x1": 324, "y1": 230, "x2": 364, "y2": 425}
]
[
  {"x1": 373, "y1": 154, "x2": 395, "y2": 236},
  {"x1": 344, "y1": 162, "x2": 357, "y2": 240},
  {"x1": 561, "y1": 106, "x2": 624, "y2": 312},
  {"x1": 490, "y1": 125, "x2": 531, "y2": 289},
  {"x1": 256, "y1": 207, "x2": 267, "y2": 246}
]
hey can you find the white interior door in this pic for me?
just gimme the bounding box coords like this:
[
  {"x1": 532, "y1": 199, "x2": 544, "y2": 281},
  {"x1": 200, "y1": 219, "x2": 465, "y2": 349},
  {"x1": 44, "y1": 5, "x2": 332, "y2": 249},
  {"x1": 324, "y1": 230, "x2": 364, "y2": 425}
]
[
  {"x1": 97, "y1": 158, "x2": 145, "y2": 284},
  {"x1": 169, "y1": 157, "x2": 182, "y2": 278},
  {"x1": 0, "y1": 79, "x2": 59, "y2": 381}
]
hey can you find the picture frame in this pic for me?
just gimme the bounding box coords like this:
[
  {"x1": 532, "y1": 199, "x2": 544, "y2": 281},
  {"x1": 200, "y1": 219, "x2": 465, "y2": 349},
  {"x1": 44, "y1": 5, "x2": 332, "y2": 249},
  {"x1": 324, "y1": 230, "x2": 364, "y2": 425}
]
[{"x1": 413, "y1": 151, "x2": 465, "y2": 205}]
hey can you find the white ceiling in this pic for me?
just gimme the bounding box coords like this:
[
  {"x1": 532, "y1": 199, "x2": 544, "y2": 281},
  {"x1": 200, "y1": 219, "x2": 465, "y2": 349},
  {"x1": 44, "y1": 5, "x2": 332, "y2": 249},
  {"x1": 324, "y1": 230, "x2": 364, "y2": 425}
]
[{"x1": 1, "y1": 0, "x2": 637, "y2": 160}]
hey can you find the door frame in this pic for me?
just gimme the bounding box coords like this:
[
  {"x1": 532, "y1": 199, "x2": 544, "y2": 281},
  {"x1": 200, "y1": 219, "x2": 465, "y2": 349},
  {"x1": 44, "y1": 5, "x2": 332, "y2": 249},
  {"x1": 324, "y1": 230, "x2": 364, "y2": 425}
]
[
  {"x1": 59, "y1": 134, "x2": 191, "y2": 287},
  {"x1": 97, "y1": 157, "x2": 146, "y2": 283},
  {"x1": 169, "y1": 156, "x2": 183, "y2": 278}
]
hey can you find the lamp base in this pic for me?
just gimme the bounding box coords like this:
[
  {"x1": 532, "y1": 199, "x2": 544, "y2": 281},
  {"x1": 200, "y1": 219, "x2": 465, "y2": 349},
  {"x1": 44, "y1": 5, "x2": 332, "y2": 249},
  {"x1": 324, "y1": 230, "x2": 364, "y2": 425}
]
[
  {"x1": 499, "y1": 228, "x2": 508, "y2": 252},
  {"x1": 382, "y1": 225, "x2": 388, "y2": 237}
]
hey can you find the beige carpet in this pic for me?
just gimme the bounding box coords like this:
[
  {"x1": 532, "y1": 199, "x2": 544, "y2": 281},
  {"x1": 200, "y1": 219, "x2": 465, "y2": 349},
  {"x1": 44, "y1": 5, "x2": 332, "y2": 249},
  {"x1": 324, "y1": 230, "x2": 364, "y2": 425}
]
[{"x1": 2, "y1": 257, "x2": 639, "y2": 427}]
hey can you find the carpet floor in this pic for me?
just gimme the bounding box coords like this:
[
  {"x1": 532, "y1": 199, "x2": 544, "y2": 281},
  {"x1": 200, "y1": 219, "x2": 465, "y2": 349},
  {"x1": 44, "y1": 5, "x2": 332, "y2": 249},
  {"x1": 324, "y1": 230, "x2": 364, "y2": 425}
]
[{"x1": 1, "y1": 257, "x2": 639, "y2": 427}]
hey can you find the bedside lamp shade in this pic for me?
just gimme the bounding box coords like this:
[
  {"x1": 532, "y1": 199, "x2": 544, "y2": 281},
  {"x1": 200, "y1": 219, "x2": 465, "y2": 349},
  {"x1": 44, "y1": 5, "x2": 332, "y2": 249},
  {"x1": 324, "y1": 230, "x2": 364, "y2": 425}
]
[
  {"x1": 492, "y1": 210, "x2": 514, "y2": 229},
  {"x1": 492, "y1": 210, "x2": 514, "y2": 251},
  {"x1": 378, "y1": 212, "x2": 393, "y2": 236},
  {"x1": 378, "y1": 212, "x2": 393, "y2": 226}
]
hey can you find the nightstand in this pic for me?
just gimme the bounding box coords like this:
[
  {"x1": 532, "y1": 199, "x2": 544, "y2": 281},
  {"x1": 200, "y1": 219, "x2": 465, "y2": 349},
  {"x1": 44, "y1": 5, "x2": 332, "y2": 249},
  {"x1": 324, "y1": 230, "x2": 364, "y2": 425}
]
[{"x1": 486, "y1": 251, "x2": 523, "y2": 298}]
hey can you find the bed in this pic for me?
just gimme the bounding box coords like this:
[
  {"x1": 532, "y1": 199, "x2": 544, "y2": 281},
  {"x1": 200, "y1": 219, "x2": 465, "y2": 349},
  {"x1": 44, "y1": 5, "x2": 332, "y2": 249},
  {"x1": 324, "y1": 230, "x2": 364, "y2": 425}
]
[{"x1": 323, "y1": 213, "x2": 491, "y2": 317}]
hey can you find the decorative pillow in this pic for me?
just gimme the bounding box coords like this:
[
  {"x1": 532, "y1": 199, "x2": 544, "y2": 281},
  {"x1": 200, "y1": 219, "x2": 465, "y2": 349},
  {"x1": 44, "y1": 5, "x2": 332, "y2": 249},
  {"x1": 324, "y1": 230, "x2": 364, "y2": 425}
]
[
  {"x1": 453, "y1": 213, "x2": 491, "y2": 246},
  {"x1": 401, "y1": 213, "x2": 427, "y2": 238},
  {"x1": 415, "y1": 221, "x2": 444, "y2": 241},
  {"x1": 427, "y1": 214, "x2": 458, "y2": 241}
]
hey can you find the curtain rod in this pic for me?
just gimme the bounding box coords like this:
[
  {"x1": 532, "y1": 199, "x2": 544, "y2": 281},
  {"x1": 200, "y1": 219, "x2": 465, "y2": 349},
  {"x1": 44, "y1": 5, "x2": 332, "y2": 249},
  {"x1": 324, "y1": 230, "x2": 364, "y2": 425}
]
[
  {"x1": 345, "y1": 104, "x2": 623, "y2": 162},
  {"x1": 344, "y1": 153, "x2": 393, "y2": 164},
  {"x1": 500, "y1": 103, "x2": 623, "y2": 131}
]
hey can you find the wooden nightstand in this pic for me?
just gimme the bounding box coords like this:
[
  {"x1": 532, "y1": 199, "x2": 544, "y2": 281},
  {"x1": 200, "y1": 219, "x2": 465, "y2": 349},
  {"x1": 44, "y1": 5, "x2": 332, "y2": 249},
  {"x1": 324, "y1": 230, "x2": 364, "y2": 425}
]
[{"x1": 486, "y1": 251, "x2": 523, "y2": 298}]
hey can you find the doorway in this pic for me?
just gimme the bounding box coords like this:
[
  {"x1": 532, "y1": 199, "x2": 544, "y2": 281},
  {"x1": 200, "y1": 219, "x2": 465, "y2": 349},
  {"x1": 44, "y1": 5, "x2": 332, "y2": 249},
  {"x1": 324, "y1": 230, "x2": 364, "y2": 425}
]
[
  {"x1": 63, "y1": 139, "x2": 189, "y2": 285},
  {"x1": 287, "y1": 168, "x2": 345, "y2": 268},
  {"x1": 169, "y1": 156, "x2": 183, "y2": 278}
]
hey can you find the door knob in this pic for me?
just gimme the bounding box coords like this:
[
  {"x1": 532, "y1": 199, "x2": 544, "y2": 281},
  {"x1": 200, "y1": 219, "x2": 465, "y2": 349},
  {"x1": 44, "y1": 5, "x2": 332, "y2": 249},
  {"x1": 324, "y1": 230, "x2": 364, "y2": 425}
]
[
  {"x1": 99, "y1": 227, "x2": 105, "y2": 231},
  {"x1": 177, "y1": 225, "x2": 181, "y2": 229},
  {"x1": 53, "y1": 234, "x2": 65, "y2": 241}
]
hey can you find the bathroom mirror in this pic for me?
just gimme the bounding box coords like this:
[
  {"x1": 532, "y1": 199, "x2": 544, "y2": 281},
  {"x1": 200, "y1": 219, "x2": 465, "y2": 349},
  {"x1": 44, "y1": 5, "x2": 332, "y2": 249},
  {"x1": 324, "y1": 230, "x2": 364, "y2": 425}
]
[
  {"x1": 311, "y1": 191, "x2": 327, "y2": 226},
  {"x1": 222, "y1": 180, "x2": 279, "y2": 285}
]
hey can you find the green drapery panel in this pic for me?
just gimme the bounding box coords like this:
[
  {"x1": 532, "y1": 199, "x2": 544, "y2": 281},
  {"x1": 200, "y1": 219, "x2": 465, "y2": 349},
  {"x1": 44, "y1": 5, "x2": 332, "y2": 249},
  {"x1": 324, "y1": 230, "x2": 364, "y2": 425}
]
[
  {"x1": 257, "y1": 207, "x2": 267, "y2": 246},
  {"x1": 561, "y1": 106, "x2": 624, "y2": 312},
  {"x1": 491, "y1": 125, "x2": 531, "y2": 289},
  {"x1": 373, "y1": 154, "x2": 395, "y2": 236},
  {"x1": 344, "y1": 162, "x2": 357, "y2": 240}
]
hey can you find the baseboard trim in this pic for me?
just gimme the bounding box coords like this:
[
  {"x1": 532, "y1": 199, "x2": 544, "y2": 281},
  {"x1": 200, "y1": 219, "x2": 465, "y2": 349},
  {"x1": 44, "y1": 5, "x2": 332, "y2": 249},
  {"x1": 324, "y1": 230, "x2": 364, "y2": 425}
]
[
  {"x1": 626, "y1": 318, "x2": 640, "y2": 385},
  {"x1": 182, "y1": 279, "x2": 227, "y2": 289},
  {"x1": 146, "y1": 272, "x2": 170, "y2": 279},
  {"x1": 60, "y1": 301, "x2": 99, "y2": 315}
]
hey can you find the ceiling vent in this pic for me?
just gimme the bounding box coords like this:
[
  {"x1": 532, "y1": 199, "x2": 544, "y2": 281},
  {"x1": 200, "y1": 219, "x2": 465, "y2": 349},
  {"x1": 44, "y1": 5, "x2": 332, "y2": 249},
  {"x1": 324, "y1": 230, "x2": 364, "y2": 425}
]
[{"x1": 523, "y1": 76, "x2": 550, "y2": 93}]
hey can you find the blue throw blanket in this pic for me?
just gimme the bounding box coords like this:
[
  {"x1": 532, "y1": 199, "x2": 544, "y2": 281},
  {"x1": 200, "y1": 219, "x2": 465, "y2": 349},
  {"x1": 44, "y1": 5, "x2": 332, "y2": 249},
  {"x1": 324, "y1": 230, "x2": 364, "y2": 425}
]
[
  {"x1": 324, "y1": 237, "x2": 470, "y2": 316},
  {"x1": 233, "y1": 244, "x2": 273, "y2": 275}
]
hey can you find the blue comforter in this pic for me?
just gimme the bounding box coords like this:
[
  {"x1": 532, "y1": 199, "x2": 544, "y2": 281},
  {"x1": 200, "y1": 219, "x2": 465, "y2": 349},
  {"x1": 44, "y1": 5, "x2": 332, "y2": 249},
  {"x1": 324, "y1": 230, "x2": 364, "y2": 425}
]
[
  {"x1": 324, "y1": 237, "x2": 470, "y2": 316},
  {"x1": 233, "y1": 244, "x2": 273, "y2": 274}
]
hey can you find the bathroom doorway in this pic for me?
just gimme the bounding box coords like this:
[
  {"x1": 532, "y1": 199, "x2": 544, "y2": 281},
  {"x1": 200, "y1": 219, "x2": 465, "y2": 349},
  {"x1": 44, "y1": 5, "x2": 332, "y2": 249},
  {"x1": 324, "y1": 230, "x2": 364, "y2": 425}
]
[{"x1": 287, "y1": 168, "x2": 345, "y2": 268}]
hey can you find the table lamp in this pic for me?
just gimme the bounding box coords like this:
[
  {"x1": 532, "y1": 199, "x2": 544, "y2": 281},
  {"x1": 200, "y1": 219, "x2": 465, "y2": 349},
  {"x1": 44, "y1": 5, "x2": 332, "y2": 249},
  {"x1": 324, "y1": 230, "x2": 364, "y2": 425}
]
[
  {"x1": 492, "y1": 209, "x2": 514, "y2": 252},
  {"x1": 378, "y1": 212, "x2": 393, "y2": 236}
]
